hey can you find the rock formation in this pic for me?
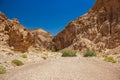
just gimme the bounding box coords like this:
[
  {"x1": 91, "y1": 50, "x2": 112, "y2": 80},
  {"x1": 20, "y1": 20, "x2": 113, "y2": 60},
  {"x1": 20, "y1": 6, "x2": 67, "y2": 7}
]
[
  {"x1": 0, "y1": 12, "x2": 35, "y2": 52},
  {"x1": 0, "y1": 12, "x2": 53, "y2": 52},
  {"x1": 53, "y1": 0, "x2": 120, "y2": 51},
  {"x1": 30, "y1": 28, "x2": 53, "y2": 50},
  {"x1": 1, "y1": 0, "x2": 120, "y2": 52}
]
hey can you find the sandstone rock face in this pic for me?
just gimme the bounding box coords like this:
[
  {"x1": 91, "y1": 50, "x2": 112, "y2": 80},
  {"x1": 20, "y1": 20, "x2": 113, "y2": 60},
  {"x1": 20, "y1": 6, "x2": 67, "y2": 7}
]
[
  {"x1": 0, "y1": 12, "x2": 53, "y2": 52},
  {"x1": 53, "y1": 0, "x2": 120, "y2": 51},
  {"x1": 30, "y1": 28, "x2": 53, "y2": 50},
  {"x1": 0, "y1": 12, "x2": 35, "y2": 52}
]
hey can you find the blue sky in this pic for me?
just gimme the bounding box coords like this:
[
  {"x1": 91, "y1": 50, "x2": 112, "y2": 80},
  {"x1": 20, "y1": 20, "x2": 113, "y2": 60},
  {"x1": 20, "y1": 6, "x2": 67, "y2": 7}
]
[{"x1": 0, "y1": 0, "x2": 95, "y2": 35}]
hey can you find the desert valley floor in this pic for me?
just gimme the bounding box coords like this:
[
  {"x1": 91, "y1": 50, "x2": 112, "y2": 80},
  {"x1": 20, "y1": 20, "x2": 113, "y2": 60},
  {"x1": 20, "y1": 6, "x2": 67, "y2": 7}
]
[{"x1": 0, "y1": 55, "x2": 120, "y2": 80}]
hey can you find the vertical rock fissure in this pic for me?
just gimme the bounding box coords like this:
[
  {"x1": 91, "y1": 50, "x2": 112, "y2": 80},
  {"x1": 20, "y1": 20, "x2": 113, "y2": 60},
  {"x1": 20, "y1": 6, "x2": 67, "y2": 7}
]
[{"x1": 109, "y1": 7, "x2": 113, "y2": 35}]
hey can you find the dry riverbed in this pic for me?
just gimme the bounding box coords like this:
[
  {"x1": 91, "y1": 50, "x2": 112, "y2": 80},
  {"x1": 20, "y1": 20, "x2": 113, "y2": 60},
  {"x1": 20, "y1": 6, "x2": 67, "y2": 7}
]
[{"x1": 0, "y1": 52, "x2": 120, "y2": 80}]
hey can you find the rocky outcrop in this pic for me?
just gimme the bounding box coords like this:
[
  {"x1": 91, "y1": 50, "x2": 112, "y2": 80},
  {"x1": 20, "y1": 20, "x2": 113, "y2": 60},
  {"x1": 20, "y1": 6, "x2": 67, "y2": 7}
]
[
  {"x1": 30, "y1": 28, "x2": 53, "y2": 50},
  {"x1": 0, "y1": 12, "x2": 35, "y2": 52},
  {"x1": 53, "y1": 0, "x2": 120, "y2": 51},
  {"x1": 0, "y1": 12, "x2": 54, "y2": 52}
]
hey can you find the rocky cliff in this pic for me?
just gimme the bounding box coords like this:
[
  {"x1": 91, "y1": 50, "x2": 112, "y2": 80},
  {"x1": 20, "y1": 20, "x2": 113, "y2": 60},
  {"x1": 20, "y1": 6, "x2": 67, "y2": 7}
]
[
  {"x1": 0, "y1": 12, "x2": 35, "y2": 52},
  {"x1": 53, "y1": 0, "x2": 120, "y2": 52},
  {"x1": 0, "y1": 12, "x2": 53, "y2": 52}
]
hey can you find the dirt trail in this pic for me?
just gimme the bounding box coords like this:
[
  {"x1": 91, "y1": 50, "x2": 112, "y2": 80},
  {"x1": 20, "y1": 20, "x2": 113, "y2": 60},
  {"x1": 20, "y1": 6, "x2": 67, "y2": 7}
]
[{"x1": 0, "y1": 56, "x2": 120, "y2": 80}]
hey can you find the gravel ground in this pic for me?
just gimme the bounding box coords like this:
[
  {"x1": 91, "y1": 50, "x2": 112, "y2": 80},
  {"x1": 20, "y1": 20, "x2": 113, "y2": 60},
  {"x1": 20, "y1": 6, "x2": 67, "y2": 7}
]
[
  {"x1": 0, "y1": 56, "x2": 120, "y2": 80},
  {"x1": 0, "y1": 50, "x2": 60, "y2": 70}
]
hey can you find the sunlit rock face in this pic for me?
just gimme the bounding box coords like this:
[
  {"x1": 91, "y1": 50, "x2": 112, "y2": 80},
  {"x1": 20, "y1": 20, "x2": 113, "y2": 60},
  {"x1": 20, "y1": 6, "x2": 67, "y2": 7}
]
[
  {"x1": 30, "y1": 28, "x2": 53, "y2": 51},
  {"x1": 0, "y1": 12, "x2": 54, "y2": 52},
  {"x1": 53, "y1": 0, "x2": 120, "y2": 51},
  {"x1": 0, "y1": 12, "x2": 35, "y2": 52}
]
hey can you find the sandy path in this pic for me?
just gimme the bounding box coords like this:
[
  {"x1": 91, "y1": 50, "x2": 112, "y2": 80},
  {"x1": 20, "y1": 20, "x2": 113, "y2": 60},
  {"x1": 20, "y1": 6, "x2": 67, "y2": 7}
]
[{"x1": 0, "y1": 56, "x2": 120, "y2": 80}]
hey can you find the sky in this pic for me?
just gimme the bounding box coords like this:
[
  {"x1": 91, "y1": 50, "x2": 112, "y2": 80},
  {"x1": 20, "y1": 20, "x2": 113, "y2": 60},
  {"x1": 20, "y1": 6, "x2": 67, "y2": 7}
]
[{"x1": 0, "y1": 0, "x2": 95, "y2": 35}]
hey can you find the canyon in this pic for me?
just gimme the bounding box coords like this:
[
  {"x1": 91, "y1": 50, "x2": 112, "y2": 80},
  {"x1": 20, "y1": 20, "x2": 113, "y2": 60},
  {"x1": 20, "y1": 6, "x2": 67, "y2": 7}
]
[
  {"x1": 0, "y1": 0, "x2": 120, "y2": 80},
  {"x1": 0, "y1": 0, "x2": 120, "y2": 54}
]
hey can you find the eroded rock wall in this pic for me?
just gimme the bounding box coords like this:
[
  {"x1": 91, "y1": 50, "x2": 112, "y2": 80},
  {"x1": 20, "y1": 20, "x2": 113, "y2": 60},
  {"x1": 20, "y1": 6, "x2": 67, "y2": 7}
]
[
  {"x1": 53, "y1": 0, "x2": 120, "y2": 51},
  {"x1": 0, "y1": 12, "x2": 54, "y2": 52}
]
